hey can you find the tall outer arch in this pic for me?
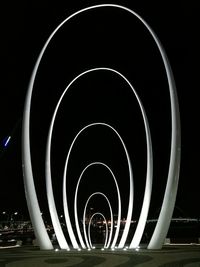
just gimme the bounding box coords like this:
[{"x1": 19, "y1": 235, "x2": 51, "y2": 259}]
[{"x1": 22, "y1": 4, "x2": 180, "y2": 250}]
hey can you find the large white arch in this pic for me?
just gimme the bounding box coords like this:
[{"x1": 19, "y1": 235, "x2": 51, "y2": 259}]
[
  {"x1": 88, "y1": 212, "x2": 109, "y2": 249},
  {"x1": 48, "y1": 67, "x2": 152, "y2": 249},
  {"x1": 82, "y1": 192, "x2": 113, "y2": 249},
  {"x1": 22, "y1": 4, "x2": 180, "y2": 250},
  {"x1": 74, "y1": 162, "x2": 121, "y2": 249}
]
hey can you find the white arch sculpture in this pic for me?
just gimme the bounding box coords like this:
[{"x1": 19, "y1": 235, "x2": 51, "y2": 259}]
[
  {"x1": 74, "y1": 162, "x2": 121, "y2": 249},
  {"x1": 82, "y1": 192, "x2": 113, "y2": 249},
  {"x1": 22, "y1": 4, "x2": 180, "y2": 250},
  {"x1": 88, "y1": 212, "x2": 109, "y2": 249}
]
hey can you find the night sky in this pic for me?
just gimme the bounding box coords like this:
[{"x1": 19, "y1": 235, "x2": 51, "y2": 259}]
[{"x1": 0, "y1": 1, "x2": 198, "y2": 222}]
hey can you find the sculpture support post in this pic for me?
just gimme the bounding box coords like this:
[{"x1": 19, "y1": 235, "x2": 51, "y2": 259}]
[
  {"x1": 147, "y1": 54, "x2": 181, "y2": 249},
  {"x1": 22, "y1": 73, "x2": 53, "y2": 250}
]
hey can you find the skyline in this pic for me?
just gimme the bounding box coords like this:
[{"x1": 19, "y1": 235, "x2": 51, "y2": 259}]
[{"x1": 0, "y1": 1, "x2": 199, "y2": 222}]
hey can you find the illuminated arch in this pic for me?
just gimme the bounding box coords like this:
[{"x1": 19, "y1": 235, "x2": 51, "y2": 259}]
[
  {"x1": 82, "y1": 192, "x2": 113, "y2": 249},
  {"x1": 74, "y1": 162, "x2": 121, "y2": 249},
  {"x1": 22, "y1": 4, "x2": 180, "y2": 250},
  {"x1": 88, "y1": 212, "x2": 109, "y2": 249}
]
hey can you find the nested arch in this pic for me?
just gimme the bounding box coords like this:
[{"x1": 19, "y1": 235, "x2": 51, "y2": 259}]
[
  {"x1": 88, "y1": 212, "x2": 109, "y2": 249},
  {"x1": 74, "y1": 162, "x2": 121, "y2": 249},
  {"x1": 62, "y1": 120, "x2": 134, "y2": 249},
  {"x1": 82, "y1": 192, "x2": 113, "y2": 249}
]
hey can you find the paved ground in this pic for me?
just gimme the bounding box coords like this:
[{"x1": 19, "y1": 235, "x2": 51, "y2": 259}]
[{"x1": 0, "y1": 245, "x2": 200, "y2": 266}]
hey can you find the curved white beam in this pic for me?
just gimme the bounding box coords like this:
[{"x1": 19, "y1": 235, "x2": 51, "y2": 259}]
[
  {"x1": 45, "y1": 126, "x2": 70, "y2": 250},
  {"x1": 88, "y1": 212, "x2": 109, "y2": 249},
  {"x1": 129, "y1": 109, "x2": 153, "y2": 248},
  {"x1": 82, "y1": 192, "x2": 113, "y2": 249},
  {"x1": 74, "y1": 162, "x2": 121, "y2": 249}
]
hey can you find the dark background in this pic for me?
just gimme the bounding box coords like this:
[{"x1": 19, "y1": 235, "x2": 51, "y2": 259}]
[{"x1": 0, "y1": 1, "x2": 198, "y2": 222}]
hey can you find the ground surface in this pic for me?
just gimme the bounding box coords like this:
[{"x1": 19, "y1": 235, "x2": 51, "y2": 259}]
[{"x1": 0, "y1": 245, "x2": 200, "y2": 266}]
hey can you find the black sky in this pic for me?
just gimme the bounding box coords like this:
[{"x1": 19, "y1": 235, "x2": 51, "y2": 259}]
[{"x1": 0, "y1": 1, "x2": 199, "y2": 220}]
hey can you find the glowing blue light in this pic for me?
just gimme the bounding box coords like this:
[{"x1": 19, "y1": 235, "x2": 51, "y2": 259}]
[{"x1": 3, "y1": 136, "x2": 11, "y2": 147}]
